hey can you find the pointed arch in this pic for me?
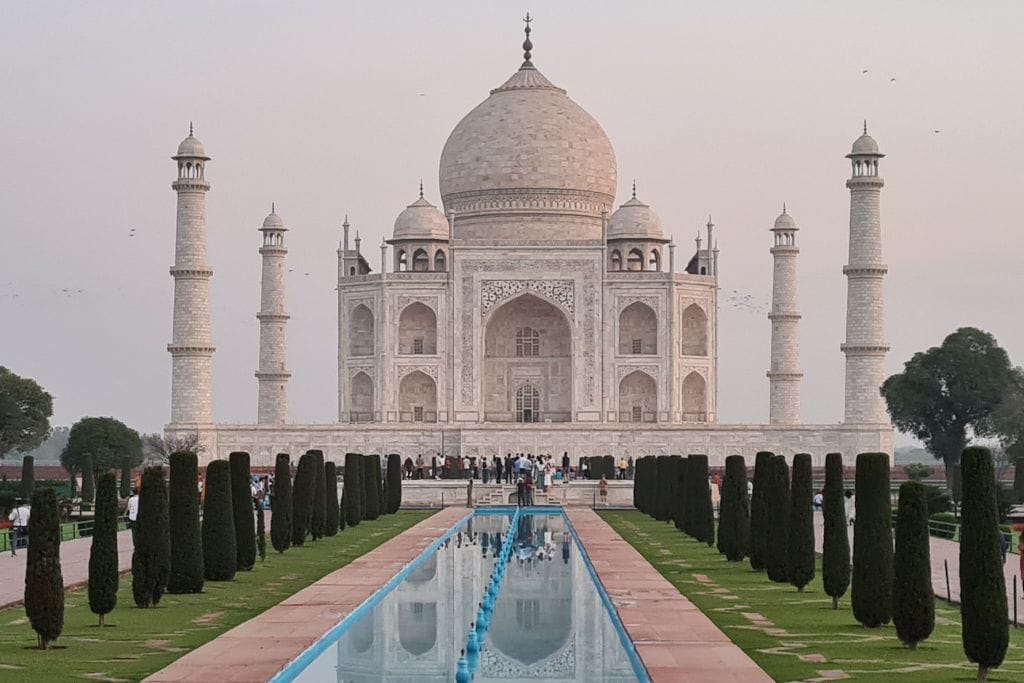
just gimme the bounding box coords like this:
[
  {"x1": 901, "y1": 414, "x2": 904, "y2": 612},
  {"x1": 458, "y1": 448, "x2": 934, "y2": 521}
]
[
  {"x1": 349, "y1": 304, "x2": 375, "y2": 356},
  {"x1": 619, "y1": 370, "x2": 657, "y2": 423},
  {"x1": 648, "y1": 248, "x2": 661, "y2": 271},
  {"x1": 396, "y1": 249, "x2": 408, "y2": 272},
  {"x1": 433, "y1": 249, "x2": 447, "y2": 272},
  {"x1": 350, "y1": 371, "x2": 374, "y2": 422},
  {"x1": 610, "y1": 249, "x2": 622, "y2": 271},
  {"x1": 515, "y1": 382, "x2": 541, "y2": 423},
  {"x1": 398, "y1": 302, "x2": 437, "y2": 354},
  {"x1": 618, "y1": 301, "x2": 657, "y2": 354},
  {"x1": 681, "y1": 371, "x2": 706, "y2": 422},
  {"x1": 398, "y1": 602, "x2": 437, "y2": 656},
  {"x1": 412, "y1": 248, "x2": 429, "y2": 271},
  {"x1": 681, "y1": 303, "x2": 708, "y2": 356},
  {"x1": 399, "y1": 370, "x2": 437, "y2": 422},
  {"x1": 627, "y1": 248, "x2": 644, "y2": 271}
]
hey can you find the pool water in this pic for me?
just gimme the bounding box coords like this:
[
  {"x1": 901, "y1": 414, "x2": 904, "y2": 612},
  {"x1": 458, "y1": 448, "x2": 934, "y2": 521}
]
[{"x1": 283, "y1": 510, "x2": 645, "y2": 682}]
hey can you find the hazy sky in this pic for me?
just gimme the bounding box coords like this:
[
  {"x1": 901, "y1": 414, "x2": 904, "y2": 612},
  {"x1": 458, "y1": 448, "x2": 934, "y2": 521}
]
[{"x1": 2, "y1": 2, "x2": 1022, "y2": 443}]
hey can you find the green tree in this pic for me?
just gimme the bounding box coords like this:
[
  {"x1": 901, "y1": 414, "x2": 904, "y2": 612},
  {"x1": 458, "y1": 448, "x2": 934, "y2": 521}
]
[
  {"x1": 81, "y1": 454, "x2": 95, "y2": 505},
  {"x1": 0, "y1": 366, "x2": 53, "y2": 459},
  {"x1": 685, "y1": 455, "x2": 712, "y2": 544},
  {"x1": 386, "y1": 453, "x2": 402, "y2": 514},
  {"x1": 88, "y1": 472, "x2": 119, "y2": 625},
  {"x1": 131, "y1": 466, "x2": 170, "y2": 608},
  {"x1": 61, "y1": 416, "x2": 143, "y2": 476},
  {"x1": 291, "y1": 452, "x2": 317, "y2": 545},
  {"x1": 20, "y1": 455, "x2": 34, "y2": 499},
  {"x1": 201, "y1": 460, "x2": 236, "y2": 581},
  {"x1": 882, "y1": 327, "x2": 1015, "y2": 486},
  {"x1": 749, "y1": 451, "x2": 773, "y2": 571},
  {"x1": 822, "y1": 452, "x2": 850, "y2": 609},
  {"x1": 674, "y1": 456, "x2": 689, "y2": 533},
  {"x1": 717, "y1": 455, "x2": 749, "y2": 561},
  {"x1": 229, "y1": 452, "x2": 256, "y2": 570},
  {"x1": 166, "y1": 452, "x2": 203, "y2": 594},
  {"x1": 904, "y1": 463, "x2": 933, "y2": 482},
  {"x1": 344, "y1": 453, "x2": 362, "y2": 527},
  {"x1": 363, "y1": 455, "x2": 380, "y2": 521},
  {"x1": 324, "y1": 461, "x2": 340, "y2": 536},
  {"x1": 270, "y1": 453, "x2": 292, "y2": 553},
  {"x1": 24, "y1": 487, "x2": 63, "y2": 649},
  {"x1": 119, "y1": 462, "x2": 132, "y2": 499},
  {"x1": 852, "y1": 452, "x2": 894, "y2": 628},
  {"x1": 309, "y1": 450, "x2": 326, "y2": 540},
  {"x1": 256, "y1": 501, "x2": 266, "y2": 562},
  {"x1": 655, "y1": 456, "x2": 671, "y2": 521},
  {"x1": 893, "y1": 481, "x2": 935, "y2": 649},
  {"x1": 666, "y1": 455, "x2": 681, "y2": 526},
  {"x1": 787, "y1": 453, "x2": 815, "y2": 592},
  {"x1": 1011, "y1": 443, "x2": 1024, "y2": 504},
  {"x1": 959, "y1": 447, "x2": 1009, "y2": 680},
  {"x1": 765, "y1": 455, "x2": 790, "y2": 584}
]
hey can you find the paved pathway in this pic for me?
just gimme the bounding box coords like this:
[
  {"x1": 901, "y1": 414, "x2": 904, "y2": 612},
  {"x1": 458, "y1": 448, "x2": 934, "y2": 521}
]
[
  {"x1": 812, "y1": 513, "x2": 1021, "y2": 622},
  {"x1": 567, "y1": 507, "x2": 771, "y2": 683},
  {"x1": 0, "y1": 529, "x2": 134, "y2": 610},
  {"x1": 144, "y1": 507, "x2": 468, "y2": 683}
]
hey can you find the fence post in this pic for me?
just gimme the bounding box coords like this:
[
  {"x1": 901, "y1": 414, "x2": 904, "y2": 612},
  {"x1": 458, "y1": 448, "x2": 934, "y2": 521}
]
[
  {"x1": 944, "y1": 559, "x2": 952, "y2": 604},
  {"x1": 1014, "y1": 577, "x2": 1018, "y2": 628}
]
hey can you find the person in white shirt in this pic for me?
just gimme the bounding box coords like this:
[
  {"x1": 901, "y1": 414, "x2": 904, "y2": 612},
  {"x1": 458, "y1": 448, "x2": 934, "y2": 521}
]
[
  {"x1": 8, "y1": 500, "x2": 30, "y2": 556},
  {"x1": 126, "y1": 489, "x2": 140, "y2": 545}
]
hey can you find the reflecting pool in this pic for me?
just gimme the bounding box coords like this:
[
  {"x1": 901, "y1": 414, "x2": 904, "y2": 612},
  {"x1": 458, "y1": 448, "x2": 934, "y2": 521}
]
[{"x1": 286, "y1": 511, "x2": 644, "y2": 682}]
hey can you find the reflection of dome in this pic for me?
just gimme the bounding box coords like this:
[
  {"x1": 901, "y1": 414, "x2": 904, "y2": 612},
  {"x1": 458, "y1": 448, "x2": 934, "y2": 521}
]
[
  {"x1": 398, "y1": 602, "x2": 437, "y2": 656},
  {"x1": 607, "y1": 195, "x2": 663, "y2": 240},
  {"x1": 393, "y1": 195, "x2": 449, "y2": 241}
]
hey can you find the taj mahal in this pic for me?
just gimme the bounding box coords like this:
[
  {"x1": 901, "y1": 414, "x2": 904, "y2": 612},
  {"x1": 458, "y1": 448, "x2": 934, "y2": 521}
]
[{"x1": 165, "y1": 22, "x2": 893, "y2": 466}]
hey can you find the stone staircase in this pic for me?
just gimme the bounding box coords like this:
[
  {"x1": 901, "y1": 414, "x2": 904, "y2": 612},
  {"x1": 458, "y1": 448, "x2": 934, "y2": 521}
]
[{"x1": 477, "y1": 484, "x2": 563, "y2": 507}]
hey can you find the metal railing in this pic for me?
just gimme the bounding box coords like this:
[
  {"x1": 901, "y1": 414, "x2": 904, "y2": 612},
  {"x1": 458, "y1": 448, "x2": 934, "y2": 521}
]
[
  {"x1": 928, "y1": 518, "x2": 1018, "y2": 554},
  {"x1": 0, "y1": 516, "x2": 129, "y2": 553}
]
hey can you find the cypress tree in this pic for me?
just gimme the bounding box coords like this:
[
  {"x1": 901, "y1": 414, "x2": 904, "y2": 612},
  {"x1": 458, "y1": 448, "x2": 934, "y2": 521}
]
[
  {"x1": 309, "y1": 450, "x2": 327, "y2": 540},
  {"x1": 25, "y1": 487, "x2": 63, "y2": 649},
  {"x1": 363, "y1": 455, "x2": 380, "y2": 521},
  {"x1": 88, "y1": 472, "x2": 119, "y2": 625},
  {"x1": 687, "y1": 455, "x2": 712, "y2": 543},
  {"x1": 338, "y1": 488, "x2": 346, "y2": 531},
  {"x1": 201, "y1": 460, "x2": 236, "y2": 582},
  {"x1": 632, "y1": 457, "x2": 641, "y2": 511},
  {"x1": 717, "y1": 455, "x2": 749, "y2": 561},
  {"x1": 291, "y1": 452, "x2": 317, "y2": 545},
  {"x1": 765, "y1": 455, "x2": 790, "y2": 584},
  {"x1": 270, "y1": 453, "x2": 292, "y2": 553},
  {"x1": 69, "y1": 469, "x2": 77, "y2": 498},
  {"x1": 325, "y1": 461, "x2": 340, "y2": 536},
  {"x1": 674, "y1": 456, "x2": 689, "y2": 532},
  {"x1": 959, "y1": 446, "x2": 1009, "y2": 680},
  {"x1": 851, "y1": 452, "x2": 894, "y2": 628},
  {"x1": 386, "y1": 453, "x2": 402, "y2": 514},
  {"x1": 655, "y1": 456, "x2": 671, "y2": 521},
  {"x1": 635, "y1": 456, "x2": 648, "y2": 514},
  {"x1": 119, "y1": 463, "x2": 132, "y2": 499},
  {"x1": 256, "y1": 501, "x2": 266, "y2": 562},
  {"x1": 81, "y1": 454, "x2": 95, "y2": 505},
  {"x1": 893, "y1": 481, "x2": 935, "y2": 649},
  {"x1": 787, "y1": 453, "x2": 815, "y2": 592},
  {"x1": 131, "y1": 466, "x2": 170, "y2": 607},
  {"x1": 167, "y1": 452, "x2": 204, "y2": 594},
  {"x1": 229, "y1": 452, "x2": 256, "y2": 571},
  {"x1": 376, "y1": 457, "x2": 385, "y2": 516},
  {"x1": 344, "y1": 453, "x2": 362, "y2": 527},
  {"x1": 666, "y1": 455, "x2": 681, "y2": 525},
  {"x1": 749, "y1": 451, "x2": 773, "y2": 571},
  {"x1": 822, "y1": 452, "x2": 850, "y2": 609},
  {"x1": 20, "y1": 455, "x2": 34, "y2": 499}
]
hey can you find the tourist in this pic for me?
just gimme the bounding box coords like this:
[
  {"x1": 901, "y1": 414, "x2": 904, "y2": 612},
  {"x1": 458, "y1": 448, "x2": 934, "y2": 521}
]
[
  {"x1": 599, "y1": 476, "x2": 608, "y2": 506},
  {"x1": 844, "y1": 490, "x2": 855, "y2": 526},
  {"x1": 537, "y1": 460, "x2": 546, "y2": 492},
  {"x1": 461, "y1": 455, "x2": 470, "y2": 480},
  {"x1": 493, "y1": 455, "x2": 502, "y2": 484},
  {"x1": 516, "y1": 474, "x2": 526, "y2": 507},
  {"x1": 710, "y1": 475, "x2": 721, "y2": 513},
  {"x1": 524, "y1": 472, "x2": 535, "y2": 506},
  {"x1": 416, "y1": 454, "x2": 425, "y2": 479},
  {"x1": 813, "y1": 489, "x2": 824, "y2": 511},
  {"x1": 482, "y1": 459, "x2": 490, "y2": 484},
  {"x1": 126, "y1": 487, "x2": 140, "y2": 545},
  {"x1": 404, "y1": 457, "x2": 414, "y2": 479},
  {"x1": 618, "y1": 457, "x2": 627, "y2": 480},
  {"x1": 516, "y1": 453, "x2": 531, "y2": 475},
  {"x1": 581, "y1": 457, "x2": 590, "y2": 480},
  {"x1": 7, "y1": 498, "x2": 30, "y2": 556},
  {"x1": 504, "y1": 454, "x2": 514, "y2": 483},
  {"x1": 561, "y1": 452, "x2": 570, "y2": 481},
  {"x1": 999, "y1": 531, "x2": 1009, "y2": 564},
  {"x1": 627, "y1": 456, "x2": 634, "y2": 480}
]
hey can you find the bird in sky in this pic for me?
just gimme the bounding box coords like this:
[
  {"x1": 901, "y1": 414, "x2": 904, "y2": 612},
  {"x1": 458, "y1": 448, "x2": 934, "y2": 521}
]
[
  {"x1": 890, "y1": 77, "x2": 896, "y2": 82},
  {"x1": 934, "y1": 130, "x2": 942, "y2": 134},
  {"x1": 861, "y1": 69, "x2": 869, "y2": 74}
]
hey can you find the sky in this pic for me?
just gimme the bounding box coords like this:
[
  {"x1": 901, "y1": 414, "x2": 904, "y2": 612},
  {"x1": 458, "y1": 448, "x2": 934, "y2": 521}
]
[{"x1": 1, "y1": 1, "x2": 1022, "y2": 444}]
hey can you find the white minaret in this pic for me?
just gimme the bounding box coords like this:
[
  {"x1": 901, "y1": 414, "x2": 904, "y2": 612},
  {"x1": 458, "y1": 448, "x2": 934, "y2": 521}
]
[
  {"x1": 842, "y1": 123, "x2": 889, "y2": 424},
  {"x1": 767, "y1": 206, "x2": 802, "y2": 424},
  {"x1": 168, "y1": 125, "x2": 215, "y2": 425},
  {"x1": 256, "y1": 204, "x2": 290, "y2": 424}
]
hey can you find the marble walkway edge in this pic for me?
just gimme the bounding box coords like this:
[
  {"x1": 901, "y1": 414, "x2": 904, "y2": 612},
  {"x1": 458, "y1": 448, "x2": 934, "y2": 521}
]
[{"x1": 565, "y1": 507, "x2": 772, "y2": 683}]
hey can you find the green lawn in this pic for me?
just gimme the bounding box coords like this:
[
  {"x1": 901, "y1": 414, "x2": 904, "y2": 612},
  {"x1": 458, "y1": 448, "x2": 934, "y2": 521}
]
[
  {"x1": 601, "y1": 510, "x2": 1024, "y2": 682},
  {"x1": 0, "y1": 510, "x2": 433, "y2": 682}
]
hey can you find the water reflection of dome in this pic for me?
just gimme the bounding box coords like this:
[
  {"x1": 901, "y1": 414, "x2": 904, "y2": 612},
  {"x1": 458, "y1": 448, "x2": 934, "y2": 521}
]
[
  {"x1": 398, "y1": 602, "x2": 437, "y2": 656},
  {"x1": 350, "y1": 612, "x2": 374, "y2": 654}
]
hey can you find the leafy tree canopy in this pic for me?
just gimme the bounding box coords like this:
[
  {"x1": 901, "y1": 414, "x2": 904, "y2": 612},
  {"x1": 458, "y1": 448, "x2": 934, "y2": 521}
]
[
  {"x1": 61, "y1": 416, "x2": 142, "y2": 475},
  {"x1": 882, "y1": 327, "x2": 1015, "y2": 468},
  {"x1": 0, "y1": 366, "x2": 53, "y2": 459}
]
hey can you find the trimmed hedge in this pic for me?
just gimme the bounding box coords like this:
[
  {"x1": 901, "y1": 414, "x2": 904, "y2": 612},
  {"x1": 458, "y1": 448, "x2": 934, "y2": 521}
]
[
  {"x1": 687, "y1": 455, "x2": 713, "y2": 544},
  {"x1": 325, "y1": 461, "x2": 340, "y2": 536},
  {"x1": 787, "y1": 453, "x2": 815, "y2": 591},
  {"x1": 167, "y1": 452, "x2": 204, "y2": 594},
  {"x1": 674, "y1": 456, "x2": 689, "y2": 533},
  {"x1": 717, "y1": 455, "x2": 749, "y2": 561},
  {"x1": 81, "y1": 454, "x2": 95, "y2": 505},
  {"x1": 132, "y1": 466, "x2": 170, "y2": 607},
  {"x1": 20, "y1": 455, "x2": 34, "y2": 499},
  {"x1": 386, "y1": 453, "x2": 402, "y2": 514},
  {"x1": 256, "y1": 501, "x2": 266, "y2": 562},
  {"x1": 749, "y1": 451, "x2": 773, "y2": 571},
  {"x1": 88, "y1": 472, "x2": 119, "y2": 625},
  {"x1": 654, "y1": 456, "x2": 670, "y2": 521},
  {"x1": 363, "y1": 455, "x2": 380, "y2": 521},
  {"x1": 344, "y1": 453, "x2": 362, "y2": 527},
  {"x1": 765, "y1": 455, "x2": 790, "y2": 584},
  {"x1": 229, "y1": 452, "x2": 256, "y2": 571},
  {"x1": 25, "y1": 487, "x2": 63, "y2": 648},
  {"x1": 893, "y1": 481, "x2": 935, "y2": 649},
  {"x1": 201, "y1": 460, "x2": 236, "y2": 582},
  {"x1": 119, "y1": 462, "x2": 132, "y2": 499},
  {"x1": 310, "y1": 450, "x2": 326, "y2": 540},
  {"x1": 291, "y1": 452, "x2": 317, "y2": 545},
  {"x1": 852, "y1": 452, "x2": 894, "y2": 628},
  {"x1": 822, "y1": 452, "x2": 850, "y2": 609},
  {"x1": 270, "y1": 453, "x2": 292, "y2": 553}
]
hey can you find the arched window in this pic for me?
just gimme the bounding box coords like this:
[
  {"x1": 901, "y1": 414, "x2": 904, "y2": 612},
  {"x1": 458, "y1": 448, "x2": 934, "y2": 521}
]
[
  {"x1": 682, "y1": 371, "x2": 707, "y2": 422},
  {"x1": 515, "y1": 327, "x2": 540, "y2": 357},
  {"x1": 434, "y1": 250, "x2": 447, "y2": 272},
  {"x1": 627, "y1": 248, "x2": 644, "y2": 271},
  {"x1": 349, "y1": 304, "x2": 375, "y2": 356},
  {"x1": 397, "y1": 250, "x2": 408, "y2": 272},
  {"x1": 618, "y1": 301, "x2": 657, "y2": 354},
  {"x1": 610, "y1": 250, "x2": 622, "y2": 271},
  {"x1": 648, "y1": 249, "x2": 660, "y2": 271},
  {"x1": 515, "y1": 383, "x2": 540, "y2": 423},
  {"x1": 412, "y1": 249, "x2": 429, "y2": 272},
  {"x1": 398, "y1": 302, "x2": 437, "y2": 354},
  {"x1": 349, "y1": 371, "x2": 374, "y2": 423},
  {"x1": 681, "y1": 304, "x2": 708, "y2": 356}
]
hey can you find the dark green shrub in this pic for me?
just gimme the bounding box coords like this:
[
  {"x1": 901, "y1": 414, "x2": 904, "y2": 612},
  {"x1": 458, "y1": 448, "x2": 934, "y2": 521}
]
[
  {"x1": 20, "y1": 455, "x2": 34, "y2": 499},
  {"x1": 270, "y1": 453, "x2": 292, "y2": 553},
  {"x1": 291, "y1": 452, "x2": 317, "y2": 545},
  {"x1": 674, "y1": 456, "x2": 688, "y2": 532},
  {"x1": 632, "y1": 457, "x2": 641, "y2": 510},
  {"x1": 959, "y1": 447, "x2": 1008, "y2": 679},
  {"x1": 765, "y1": 455, "x2": 790, "y2": 583},
  {"x1": 822, "y1": 452, "x2": 850, "y2": 609},
  {"x1": 687, "y1": 455, "x2": 712, "y2": 544},
  {"x1": 256, "y1": 501, "x2": 266, "y2": 562},
  {"x1": 229, "y1": 452, "x2": 256, "y2": 571},
  {"x1": 132, "y1": 466, "x2": 170, "y2": 607},
  {"x1": 88, "y1": 473, "x2": 119, "y2": 625},
  {"x1": 167, "y1": 452, "x2": 203, "y2": 594},
  {"x1": 923, "y1": 484, "x2": 951, "y2": 515},
  {"x1": 363, "y1": 455, "x2": 380, "y2": 521},
  {"x1": 894, "y1": 481, "x2": 934, "y2": 649},
  {"x1": 904, "y1": 463, "x2": 933, "y2": 482},
  {"x1": 119, "y1": 463, "x2": 132, "y2": 499},
  {"x1": 344, "y1": 453, "x2": 362, "y2": 527},
  {"x1": 655, "y1": 456, "x2": 671, "y2": 521},
  {"x1": 666, "y1": 455, "x2": 681, "y2": 525},
  {"x1": 201, "y1": 460, "x2": 236, "y2": 582},
  {"x1": 787, "y1": 453, "x2": 815, "y2": 591},
  {"x1": 929, "y1": 511, "x2": 958, "y2": 539},
  {"x1": 325, "y1": 461, "x2": 340, "y2": 536},
  {"x1": 749, "y1": 451, "x2": 773, "y2": 571},
  {"x1": 310, "y1": 450, "x2": 326, "y2": 540},
  {"x1": 852, "y1": 452, "x2": 893, "y2": 628},
  {"x1": 376, "y1": 457, "x2": 385, "y2": 516},
  {"x1": 25, "y1": 487, "x2": 63, "y2": 648},
  {"x1": 386, "y1": 454, "x2": 402, "y2": 514},
  {"x1": 81, "y1": 454, "x2": 95, "y2": 504},
  {"x1": 717, "y1": 455, "x2": 749, "y2": 561}
]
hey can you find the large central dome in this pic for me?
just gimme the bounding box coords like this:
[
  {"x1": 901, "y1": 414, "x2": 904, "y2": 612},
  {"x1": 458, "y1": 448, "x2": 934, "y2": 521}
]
[{"x1": 438, "y1": 55, "x2": 617, "y2": 242}]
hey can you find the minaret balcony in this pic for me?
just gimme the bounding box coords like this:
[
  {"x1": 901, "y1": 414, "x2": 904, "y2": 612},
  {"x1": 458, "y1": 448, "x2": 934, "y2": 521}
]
[
  {"x1": 167, "y1": 344, "x2": 216, "y2": 355},
  {"x1": 840, "y1": 343, "x2": 891, "y2": 355},
  {"x1": 171, "y1": 178, "x2": 210, "y2": 191},
  {"x1": 169, "y1": 266, "x2": 213, "y2": 278},
  {"x1": 256, "y1": 312, "x2": 290, "y2": 322},
  {"x1": 842, "y1": 265, "x2": 888, "y2": 276}
]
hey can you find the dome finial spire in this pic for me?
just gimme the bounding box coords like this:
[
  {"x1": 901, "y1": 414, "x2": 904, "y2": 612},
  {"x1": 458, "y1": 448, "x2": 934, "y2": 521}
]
[
  {"x1": 521, "y1": 12, "x2": 534, "y2": 67},
  {"x1": 863, "y1": 119, "x2": 868, "y2": 135},
  {"x1": 631, "y1": 179, "x2": 636, "y2": 199},
  {"x1": 189, "y1": 121, "x2": 193, "y2": 136},
  {"x1": 419, "y1": 179, "x2": 424, "y2": 199},
  {"x1": 782, "y1": 202, "x2": 787, "y2": 214},
  {"x1": 271, "y1": 201, "x2": 275, "y2": 214}
]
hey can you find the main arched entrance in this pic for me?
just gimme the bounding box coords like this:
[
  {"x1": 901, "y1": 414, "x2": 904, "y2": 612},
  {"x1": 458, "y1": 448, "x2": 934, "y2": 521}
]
[{"x1": 483, "y1": 293, "x2": 572, "y2": 422}]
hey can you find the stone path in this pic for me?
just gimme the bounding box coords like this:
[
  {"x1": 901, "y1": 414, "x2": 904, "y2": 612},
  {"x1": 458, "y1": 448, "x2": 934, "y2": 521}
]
[
  {"x1": 812, "y1": 513, "x2": 1021, "y2": 623},
  {"x1": 0, "y1": 529, "x2": 134, "y2": 610},
  {"x1": 566, "y1": 507, "x2": 771, "y2": 682},
  {"x1": 144, "y1": 507, "x2": 468, "y2": 683}
]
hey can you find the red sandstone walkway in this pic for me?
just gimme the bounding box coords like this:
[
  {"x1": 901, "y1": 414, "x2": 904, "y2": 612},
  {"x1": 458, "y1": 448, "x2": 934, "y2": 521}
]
[
  {"x1": 0, "y1": 529, "x2": 134, "y2": 609},
  {"x1": 144, "y1": 507, "x2": 467, "y2": 683},
  {"x1": 566, "y1": 507, "x2": 771, "y2": 683}
]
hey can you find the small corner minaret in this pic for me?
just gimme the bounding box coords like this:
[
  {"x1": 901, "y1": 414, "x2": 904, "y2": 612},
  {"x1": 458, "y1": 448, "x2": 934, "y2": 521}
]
[
  {"x1": 168, "y1": 124, "x2": 215, "y2": 425},
  {"x1": 767, "y1": 205, "x2": 802, "y2": 424},
  {"x1": 255, "y1": 204, "x2": 290, "y2": 424},
  {"x1": 842, "y1": 123, "x2": 889, "y2": 424}
]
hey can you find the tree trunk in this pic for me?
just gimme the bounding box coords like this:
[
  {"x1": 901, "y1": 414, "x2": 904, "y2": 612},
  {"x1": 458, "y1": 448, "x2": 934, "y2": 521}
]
[
  {"x1": 832, "y1": 596, "x2": 838, "y2": 609},
  {"x1": 907, "y1": 642, "x2": 916, "y2": 651},
  {"x1": 797, "y1": 586, "x2": 804, "y2": 593},
  {"x1": 99, "y1": 613, "x2": 104, "y2": 627},
  {"x1": 978, "y1": 665, "x2": 989, "y2": 681}
]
